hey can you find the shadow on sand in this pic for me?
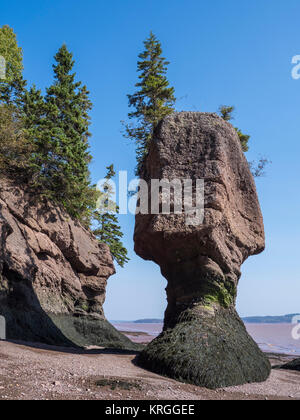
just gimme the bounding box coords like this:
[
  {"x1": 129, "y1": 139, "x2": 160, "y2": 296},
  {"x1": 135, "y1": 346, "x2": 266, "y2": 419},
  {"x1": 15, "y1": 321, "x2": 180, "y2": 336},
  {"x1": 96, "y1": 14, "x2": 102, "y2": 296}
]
[{"x1": 3, "y1": 339, "x2": 141, "y2": 356}]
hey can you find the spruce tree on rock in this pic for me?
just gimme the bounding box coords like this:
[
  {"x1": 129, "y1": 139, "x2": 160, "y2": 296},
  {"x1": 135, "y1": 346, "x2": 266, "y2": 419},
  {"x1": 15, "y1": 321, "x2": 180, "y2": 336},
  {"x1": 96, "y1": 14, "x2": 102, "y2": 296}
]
[
  {"x1": 219, "y1": 105, "x2": 269, "y2": 176},
  {"x1": 125, "y1": 32, "x2": 176, "y2": 174},
  {"x1": 93, "y1": 165, "x2": 129, "y2": 267},
  {"x1": 22, "y1": 85, "x2": 46, "y2": 180},
  {"x1": 219, "y1": 105, "x2": 235, "y2": 122},
  {"x1": 219, "y1": 105, "x2": 250, "y2": 152},
  {"x1": 44, "y1": 45, "x2": 96, "y2": 220}
]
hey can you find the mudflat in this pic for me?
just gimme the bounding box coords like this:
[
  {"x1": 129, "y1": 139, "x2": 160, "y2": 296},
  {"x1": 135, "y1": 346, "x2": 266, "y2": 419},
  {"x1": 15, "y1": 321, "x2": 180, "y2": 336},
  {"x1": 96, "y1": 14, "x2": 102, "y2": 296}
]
[{"x1": 0, "y1": 340, "x2": 299, "y2": 400}]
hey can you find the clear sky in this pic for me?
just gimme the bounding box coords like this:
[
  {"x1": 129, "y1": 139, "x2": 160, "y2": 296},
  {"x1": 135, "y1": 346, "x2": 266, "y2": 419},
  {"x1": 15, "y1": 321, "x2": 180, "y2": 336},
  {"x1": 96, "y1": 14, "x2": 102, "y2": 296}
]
[{"x1": 1, "y1": 0, "x2": 300, "y2": 320}]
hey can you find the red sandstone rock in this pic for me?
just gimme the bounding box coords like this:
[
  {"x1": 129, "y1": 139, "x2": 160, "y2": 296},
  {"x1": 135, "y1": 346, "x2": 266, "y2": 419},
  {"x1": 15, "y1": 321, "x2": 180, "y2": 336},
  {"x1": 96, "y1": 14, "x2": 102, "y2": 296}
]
[{"x1": 0, "y1": 179, "x2": 136, "y2": 349}]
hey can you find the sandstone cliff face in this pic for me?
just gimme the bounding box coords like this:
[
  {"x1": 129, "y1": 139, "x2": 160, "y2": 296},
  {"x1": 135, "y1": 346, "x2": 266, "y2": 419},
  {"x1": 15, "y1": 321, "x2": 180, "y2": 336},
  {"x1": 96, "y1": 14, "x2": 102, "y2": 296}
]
[
  {"x1": 134, "y1": 112, "x2": 271, "y2": 388},
  {"x1": 0, "y1": 179, "x2": 135, "y2": 349}
]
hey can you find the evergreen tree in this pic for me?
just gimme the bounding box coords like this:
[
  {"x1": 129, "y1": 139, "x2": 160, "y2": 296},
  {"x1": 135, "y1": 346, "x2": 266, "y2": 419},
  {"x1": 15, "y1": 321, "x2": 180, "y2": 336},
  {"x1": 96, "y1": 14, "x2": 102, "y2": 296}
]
[
  {"x1": 0, "y1": 105, "x2": 33, "y2": 176},
  {"x1": 23, "y1": 85, "x2": 45, "y2": 130},
  {"x1": 219, "y1": 105, "x2": 269, "y2": 176},
  {"x1": 0, "y1": 34, "x2": 128, "y2": 265},
  {"x1": 22, "y1": 85, "x2": 49, "y2": 182},
  {"x1": 219, "y1": 105, "x2": 235, "y2": 122},
  {"x1": 93, "y1": 165, "x2": 129, "y2": 267},
  {"x1": 42, "y1": 45, "x2": 96, "y2": 221},
  {"x1": 235, "y1": 127, "x2": 250, "y2": 153},
  {"x1": 218, "y1": 105, "x2": 250, "y2": 152},
  {"x1": 125, "y1": 32, "x2": 176, "y2": 174},
  {"x1": 0, "y1": 25, "x2": 26, "y2": 107}
]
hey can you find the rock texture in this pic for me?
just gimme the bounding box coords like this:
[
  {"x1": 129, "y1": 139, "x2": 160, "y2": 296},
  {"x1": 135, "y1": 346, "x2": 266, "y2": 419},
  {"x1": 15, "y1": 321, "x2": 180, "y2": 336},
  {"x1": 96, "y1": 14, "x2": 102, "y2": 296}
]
[
  {"x1": 0, "y1": 179, "x2": 136, "y2": 350},
  {"x1": 280, "y1": 359, "x2": 300, "y2": 372},
  {"x1": 134, "y1": 112, "x2": 271, "y2": 388}
]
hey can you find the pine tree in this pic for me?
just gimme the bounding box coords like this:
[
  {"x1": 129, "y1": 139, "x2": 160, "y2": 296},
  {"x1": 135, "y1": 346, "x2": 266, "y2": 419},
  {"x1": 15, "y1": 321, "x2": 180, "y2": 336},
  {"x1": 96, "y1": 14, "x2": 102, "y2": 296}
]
[
  {"x1": 0, "y1": 25, "x2": 26, "y2": 107},
  {"x1": 218, "y1": 105, "x2": 250, "y2": 152},
  {"x1": 93, "y1": 165, "x2": 129, "y2": 267},
  {"x1": 219, "y1": 105, "x2": 269, "y2": 176},
  {"x1": 219, "y1": 105, "x2": 235, "y2": 122},
  {"x1": 235, "y1": 127, "x2": 250, "y2": 153},
  {"x1": 0, "y1": 105, "x2": 33, "y2": 176},
  {"x1": 125, "y1": 32, "x2": 176, "y2": 174},
  {"x1": 21, "y1": 85, "x2": 49, "y2": 182},
  {"x1": 42, "y1": 45, "x2": 96, "y2": 221}
]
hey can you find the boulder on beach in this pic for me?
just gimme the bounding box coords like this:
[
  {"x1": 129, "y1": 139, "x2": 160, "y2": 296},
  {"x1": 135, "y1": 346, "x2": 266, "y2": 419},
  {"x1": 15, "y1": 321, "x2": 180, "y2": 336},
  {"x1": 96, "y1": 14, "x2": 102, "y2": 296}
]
[
  {"x1": 280, "y1": 358, "x2": 300, "y2": 372},
  {"x1": 0, "y1": 179, "x2": 137, "y2": 350},
  {"x1": 134, "y1": 112, "x2": 271, "y2": 388}
]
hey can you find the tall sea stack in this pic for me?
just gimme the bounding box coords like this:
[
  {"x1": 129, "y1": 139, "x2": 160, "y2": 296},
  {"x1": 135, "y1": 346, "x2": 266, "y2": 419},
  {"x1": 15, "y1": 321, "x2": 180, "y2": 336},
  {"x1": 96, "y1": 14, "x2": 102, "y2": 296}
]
[{"x1": 134, "y1": 112, "x2": 271, "y2": 388}]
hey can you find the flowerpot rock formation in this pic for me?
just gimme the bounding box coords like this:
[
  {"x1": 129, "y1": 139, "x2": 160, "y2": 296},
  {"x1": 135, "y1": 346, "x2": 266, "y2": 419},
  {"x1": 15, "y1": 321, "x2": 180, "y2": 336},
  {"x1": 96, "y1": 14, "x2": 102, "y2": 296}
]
[{"x1": 134, "y1": 112, "x2": 271, "y2": 388}]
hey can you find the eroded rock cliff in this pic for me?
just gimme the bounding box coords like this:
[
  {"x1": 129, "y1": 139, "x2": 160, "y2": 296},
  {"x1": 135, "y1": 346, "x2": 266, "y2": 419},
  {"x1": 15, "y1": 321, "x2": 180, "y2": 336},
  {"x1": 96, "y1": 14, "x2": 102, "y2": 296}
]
[
  {"x1": 0, "y1": 179, "x2": 136, "y2": 349},
  {"x1": 134, "y1": 112, "x2": 271, "y2": 388}
]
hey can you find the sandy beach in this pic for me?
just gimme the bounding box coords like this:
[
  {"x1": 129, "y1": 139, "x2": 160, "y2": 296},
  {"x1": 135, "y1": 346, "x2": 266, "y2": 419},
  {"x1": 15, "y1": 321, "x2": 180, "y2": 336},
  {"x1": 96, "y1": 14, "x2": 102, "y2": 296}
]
[{"x1": 0, "y1": 339, "x2": 299, "y2": 400}]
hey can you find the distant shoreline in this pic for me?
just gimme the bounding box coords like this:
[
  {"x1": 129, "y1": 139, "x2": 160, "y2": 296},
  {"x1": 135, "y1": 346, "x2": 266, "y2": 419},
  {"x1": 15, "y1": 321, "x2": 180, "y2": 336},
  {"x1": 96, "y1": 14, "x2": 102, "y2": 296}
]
[
  {"x1": 112, "y1": 320, "x2": 300, "y2": 355},
  {"x1": 111, "y1": 314, "x2": 300, "y2": 325}
]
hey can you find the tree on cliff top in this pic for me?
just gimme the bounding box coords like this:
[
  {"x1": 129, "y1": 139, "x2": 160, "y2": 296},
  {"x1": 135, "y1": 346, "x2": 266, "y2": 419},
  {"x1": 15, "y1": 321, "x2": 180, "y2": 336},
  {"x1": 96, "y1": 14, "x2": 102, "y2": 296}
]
[
  {"x1": 219, "y1": 105, "x2": 269, "y2": 176},
  {"x1": 125, "y1": 32, "x2": 176, "y2": 175},
  {"x1": 93, "y1": 165, "x2": 129, "y2": 267},
  {"x1": 0, "y1": 25, "x2": 26, "y2": 106},
  {"x1": 40, "y1": 45, "x2": 97, "y2": 221},
  {"x1": 0, "y1": 106, "x2": 33, "y2": 176},
  {"x1": 219, "y1": 105, "x2": 250, "y2": 152},
  {"x1": 0, "y1": 32, "x2": 128, "y2": 267}
]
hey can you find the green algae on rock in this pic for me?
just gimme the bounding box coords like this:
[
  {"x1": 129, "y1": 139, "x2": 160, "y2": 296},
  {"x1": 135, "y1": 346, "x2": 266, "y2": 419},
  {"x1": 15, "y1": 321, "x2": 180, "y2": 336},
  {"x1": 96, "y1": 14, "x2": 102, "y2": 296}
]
[{"x1": 138, "y1": 305, "x2": 270, "y2": 389}]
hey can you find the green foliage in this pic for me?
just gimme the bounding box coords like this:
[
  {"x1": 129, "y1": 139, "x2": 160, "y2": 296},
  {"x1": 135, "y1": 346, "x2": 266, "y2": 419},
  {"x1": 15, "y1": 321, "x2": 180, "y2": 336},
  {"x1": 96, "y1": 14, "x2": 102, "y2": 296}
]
[
  {"x1": 21, "y1": 45, "x2": 98, "y2": 223},
  {"x1": 93, "y1": 165, "x2": 129, "y2": 267},
  {"x1": 0, "y1": 25, "x2": 26, "y2": 106},
  {"x1": 42, "y1": 45, "x2": 96, "y2": 220},
  {"x1": 235, "y1": 128, "x2": 250, "y2": 152},
  {"x1": 0, "y1": 30, "x2": 129, "y2": 271},
  {"x1": 22, "y1": 85, "x2": 47, "y2": 180},
  {"x1": 218, "y1": 104, "x2": 250, "y2": 152},
  {"x1": 0, "y1": 105, "x2": 33, "y2": 177},
  {"x1": 219, "y1": 105, "x2": 235, "y2": 122},
  {"x1": 125, "y1": 32, "x2": 176, "y2": 174},
  {"x1": 219, "y1": 105, "x2": 270, "y2": 176}
]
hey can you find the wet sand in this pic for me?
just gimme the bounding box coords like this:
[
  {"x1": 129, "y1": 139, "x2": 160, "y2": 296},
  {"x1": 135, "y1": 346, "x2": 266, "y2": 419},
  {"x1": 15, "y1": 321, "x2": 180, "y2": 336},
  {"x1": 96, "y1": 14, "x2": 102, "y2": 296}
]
[{"x1": 0, "y1": 340, "x2": 299, "y2": 400}]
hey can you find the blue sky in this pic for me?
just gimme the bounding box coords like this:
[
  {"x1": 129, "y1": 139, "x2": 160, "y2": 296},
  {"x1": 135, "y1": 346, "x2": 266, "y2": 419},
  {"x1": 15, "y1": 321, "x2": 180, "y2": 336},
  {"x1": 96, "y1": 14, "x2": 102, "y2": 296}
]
[{"x1": 1, "y1": 0, "x2": 300, "y2": 320}]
